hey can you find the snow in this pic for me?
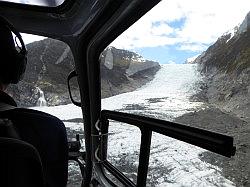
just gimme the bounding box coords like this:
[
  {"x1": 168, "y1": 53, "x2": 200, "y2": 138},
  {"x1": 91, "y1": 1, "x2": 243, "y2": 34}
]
[
  {"x1": 33, "y1": 64, "x2": 235, "y2": 186},
  {"x1": 103, "y1": 64, "x2": 203, "y2": 117},
  {"x1": 226, "y1": 29, "x2": 235, "y2": 43},
  {"x1": 186, "y1": 54, "x2": 200, "y2": 64},
  {"x1": 32, "y1": 103, "x2": 83, "y2": 120},
  {"x1": 132, "y1": 54, "x2": 146, "y2": 62},
  {"x1": 223, "y1": 26, "x2": 239, "y2": 43}
]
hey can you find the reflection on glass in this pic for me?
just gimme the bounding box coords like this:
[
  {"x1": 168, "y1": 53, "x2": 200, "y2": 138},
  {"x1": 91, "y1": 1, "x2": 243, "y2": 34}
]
[
  {"x1": 68, "y1": 75, "x2": 81, "y2": 104},
  {"x1": 0, "y1": 0, "x2": 65, "y2": 7},
  {"x1": 104, "y1": 49, "x2": 114, "y2": 70}
]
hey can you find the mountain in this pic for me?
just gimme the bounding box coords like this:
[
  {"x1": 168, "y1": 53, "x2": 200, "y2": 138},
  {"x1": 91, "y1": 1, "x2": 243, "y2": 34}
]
[
  {"x1": 100, "y1": 47, "x2": 160, "y2": 98},
  {"x1": 195, "y1": 11, "x2": 250, "y2": 122},
  {"x1": 185, "y1": 54, "x2": 200, "y2": 64},
  {"x1": 6, "y1": 39, "x2": 160, "y2": 107},
  {"x1": 193, "y1": 12, "x2": 250, "y2": 186}
]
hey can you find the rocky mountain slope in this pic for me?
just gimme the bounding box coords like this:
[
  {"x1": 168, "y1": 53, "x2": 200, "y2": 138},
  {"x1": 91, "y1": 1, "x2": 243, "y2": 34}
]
[
  {"x1": 195, "y1": 12, "x2": 250, "y2": 122},
  {"x1": 100, "y1": 46, "x2": 160, "y2": 98},
  {"x1": 6, "y1": 39, "x2": 160, "y2": 107},
  {"x1": 190, "y1": 12, "x2": 250, "y2": 186}
]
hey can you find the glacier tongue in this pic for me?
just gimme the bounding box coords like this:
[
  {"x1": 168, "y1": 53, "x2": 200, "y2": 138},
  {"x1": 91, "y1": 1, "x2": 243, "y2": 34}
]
[{"x1": 103, "y1": 64, "x2": 203, "y2": 119}]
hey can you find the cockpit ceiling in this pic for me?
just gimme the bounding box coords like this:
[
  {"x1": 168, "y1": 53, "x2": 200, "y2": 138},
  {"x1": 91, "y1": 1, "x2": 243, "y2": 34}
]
[{"x1": 0, "y1": 0, "x2": 64, "y2": 7}]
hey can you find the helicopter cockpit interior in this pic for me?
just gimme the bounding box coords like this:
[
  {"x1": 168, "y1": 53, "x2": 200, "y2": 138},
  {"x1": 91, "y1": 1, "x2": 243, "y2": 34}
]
[{"x1": 0, "y1": 0, "x2": 245, "y2": 186}]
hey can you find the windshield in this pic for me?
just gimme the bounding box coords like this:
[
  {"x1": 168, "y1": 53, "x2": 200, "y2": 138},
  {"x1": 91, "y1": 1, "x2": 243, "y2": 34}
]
[
  {"x1": 100, "y1": 0, "x2": 250, "y2": 186},
  {"x1": 7, "y1": 0, "x2": 250, "y2": 186}
]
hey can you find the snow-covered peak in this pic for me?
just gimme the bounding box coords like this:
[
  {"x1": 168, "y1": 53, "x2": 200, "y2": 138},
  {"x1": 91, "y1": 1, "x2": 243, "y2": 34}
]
[
  {"x1": 185, "y1": 54, "x2": 200, "y2": 64},
  {"x1": 222, "y1": 26, "x2": 239, "y2": 43},
  {"x1": 106, "y1": 46, "x2": 113, "y2": 50},
  {"x1": 223, "y1": 11, "x2": 250, "y2": 43},
  {"x1": 131, "y1": 53, "x2": 146, "y2": 63}
]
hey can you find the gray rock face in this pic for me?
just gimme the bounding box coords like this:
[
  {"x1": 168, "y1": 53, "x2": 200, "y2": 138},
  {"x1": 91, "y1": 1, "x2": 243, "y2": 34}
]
[
  {"x1": 126, "y1": 61, "x2": 159, "y2": 76},
  {"x1": 194, "y1": 10, "x2": 250, "y2": 122},
  {"x1": 100, "y1": 46, "x2": 161, "y2": 98},
  {"x1": 239, "y1": 11, "x2": 250, "y2": 33},
  {"x1": 7, "y1": 40, "x2": 160, "y2": 107},
  {"x1": 7, "y1": 39, "x2": 75, "y2": 107}
]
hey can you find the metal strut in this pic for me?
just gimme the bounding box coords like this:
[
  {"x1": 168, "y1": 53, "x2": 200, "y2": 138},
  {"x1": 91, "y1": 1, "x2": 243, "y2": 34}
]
[{"x1": 92, "y1": 119, "x2": 109, "y2": 163}]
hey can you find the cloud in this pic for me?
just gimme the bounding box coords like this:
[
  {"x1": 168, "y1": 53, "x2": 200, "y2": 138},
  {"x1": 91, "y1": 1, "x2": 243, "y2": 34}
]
[
  {"x1": 111, "y1": 0, "x2": 250, "y2": 52},
  {"x1": 177, "y1": 43, "x2": 208, "y2": 52},
  {"x1": 151, "y1": 23, "x2": 174, "y2": 36}
]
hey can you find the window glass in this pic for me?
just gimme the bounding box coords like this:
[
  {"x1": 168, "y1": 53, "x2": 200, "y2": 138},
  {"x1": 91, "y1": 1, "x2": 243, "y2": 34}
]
[
  {"x1": 101, "y1": 0, "x2": 250, "y2": 186},
  {"x1": 106, "y1": 122, "x2": 141, "y2": 184},
  {"x1": 0, "y1": 0, "x2": 64, "y2": 7}
]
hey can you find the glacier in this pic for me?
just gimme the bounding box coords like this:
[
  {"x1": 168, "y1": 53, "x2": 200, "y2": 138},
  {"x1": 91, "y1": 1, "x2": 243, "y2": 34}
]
[{"x1": 33, "y1": 64, "x2": 235, "y2": 187}]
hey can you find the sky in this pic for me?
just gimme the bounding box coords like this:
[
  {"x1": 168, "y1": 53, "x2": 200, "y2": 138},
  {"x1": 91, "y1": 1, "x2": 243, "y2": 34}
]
[
  {"x1": 110, "y1": 0, "x2": 250, "y2": 64},
  {"x1": 21, "y1": 0, "x2": 250, "y2": 64}
]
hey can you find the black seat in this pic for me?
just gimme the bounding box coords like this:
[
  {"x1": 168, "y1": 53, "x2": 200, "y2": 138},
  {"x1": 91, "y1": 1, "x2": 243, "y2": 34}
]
[
  {"x1": 0, "y1": 108, "x2": 68, "y2": 187},
  {"x1": 0, "y1": 137, "x2": 45, "y2": 187}
]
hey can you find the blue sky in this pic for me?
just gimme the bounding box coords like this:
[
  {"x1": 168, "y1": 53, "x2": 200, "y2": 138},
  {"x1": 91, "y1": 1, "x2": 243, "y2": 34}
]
[
  {"x1": 134, "y1": 18, "x2": 201, "y2": 64},
  {"x1": 134, "y1": 46, "x2": 200, "y2": 64},
  {"x1": 114, "y1": 14, "x2": 209, "y2": 64}
]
